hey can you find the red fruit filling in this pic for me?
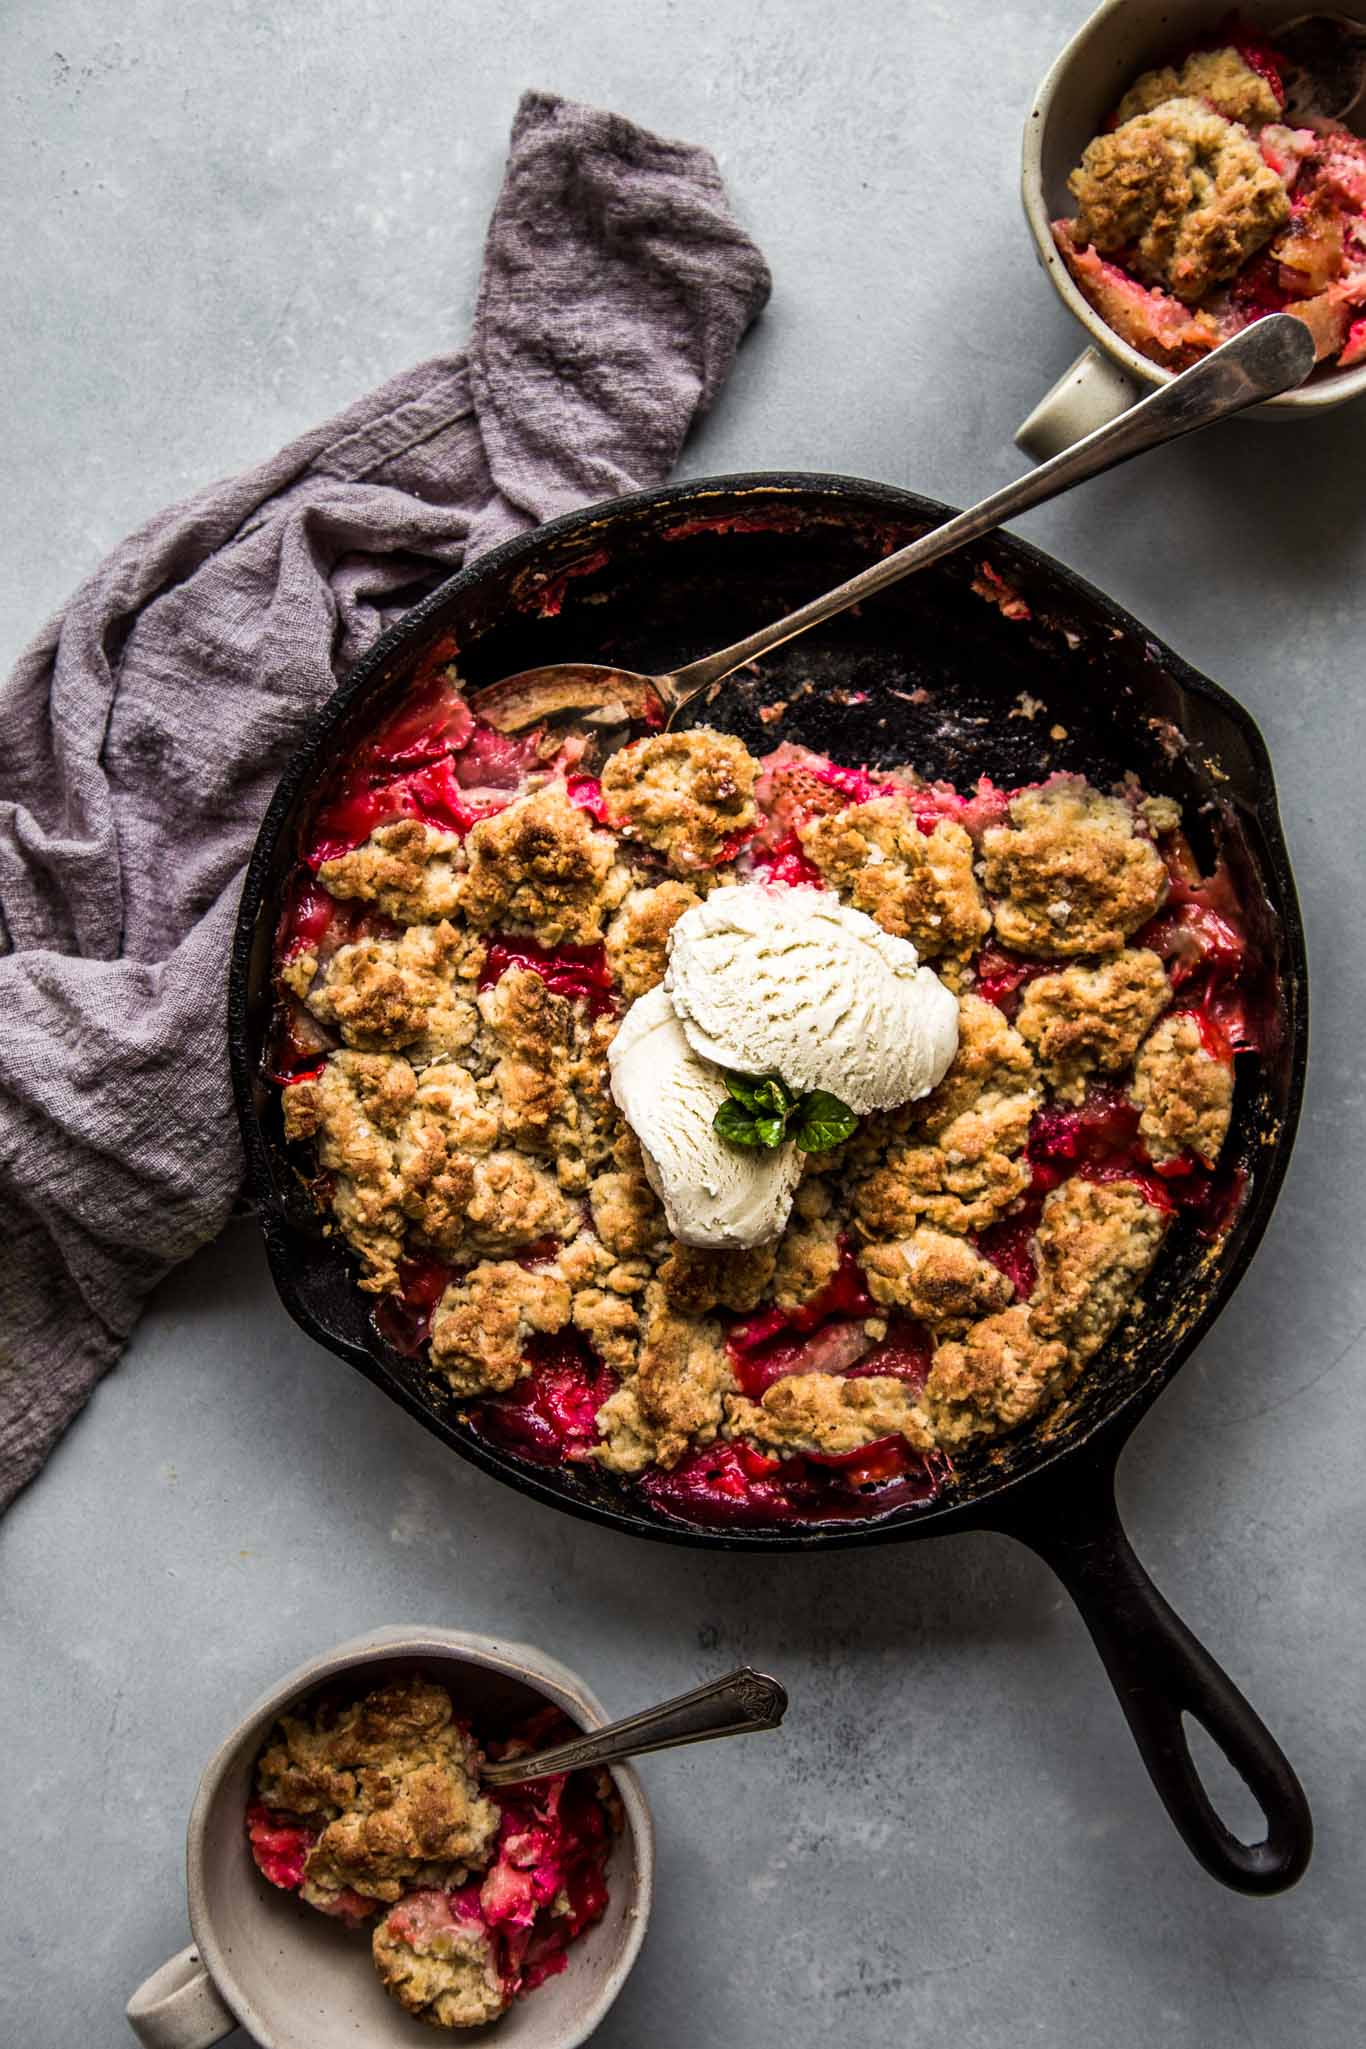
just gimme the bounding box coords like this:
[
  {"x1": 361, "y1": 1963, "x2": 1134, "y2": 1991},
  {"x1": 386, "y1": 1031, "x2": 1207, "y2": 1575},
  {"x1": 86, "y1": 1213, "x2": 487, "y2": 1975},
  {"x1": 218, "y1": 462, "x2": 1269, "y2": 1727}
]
[
  {"x1": 730, "y1": 1318, "x2": 874, "y2": 1400},
  {"x1": 565, "y1": 773, "x2": 610, "y2": 823},
  {"x1": 478, "y1": 935, "x2": 617, "y2": 1017},
  {"x1": 1139, "y1": 841, "x2": 1273, "y2": 1057},
  {"x1": 246, "y1": 1803, "x2": 316, "y2": 1892},
  {"x1": 1026, "y1": 1089, "x2": 1174, "y2": 1210},
  {"x1": 846, "y1": 1315, "x2": 934, "y2": 1388},
  {"x1": 754, "y1": 744, "x2": 896, "y2": 841},
  {"x1": 726, "y1": 1245, "x2": 874, "y2": 1364},
  {"x1": 456, "y1": 723, "x2": 555, "y2": 792},
  {"x1": 639, "y1": 1260, "x2": 942, "y2": 1527},
  {"x1": 372, "y1": 1254, "x2": 457, "y2": 1356},
  {"x1": 473, "y1": 1333, "x2": 618, "y2": 1466},
  {"x1": 1024, "y1": 1085, "x2": 1247, "y2": 1232},
  {"x1": 354, "y1": 675, "x2": 476, "y2": 771},
  {"x1": 974, "y1": 1209, "x2": 1042, "y2": 1300},
  {"x1": 973, "y1": 943, "x2": 1052, "y2": 1017},
  {"x1": 305, "y1": 757, "x2": 479, "y2": 866},
  {"x1": 909, "y1": 776, "x2": 1011, "y2": 838},
  {"x1": 304, "y1": 705, "x2": 558, "y2": 868},
  {"x1": 749, "y1": 832, "x2": 827, "y2": 888},
  {"x1": 640, "y1": 1435, "x2": 947, "y2": 1528}
]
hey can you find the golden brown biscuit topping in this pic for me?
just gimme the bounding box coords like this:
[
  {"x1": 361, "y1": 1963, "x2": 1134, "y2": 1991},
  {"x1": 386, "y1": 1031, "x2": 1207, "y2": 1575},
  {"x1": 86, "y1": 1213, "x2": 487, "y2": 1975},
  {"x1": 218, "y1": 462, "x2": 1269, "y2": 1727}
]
[
  {"x1": 800, "y1": 799, "x2": 989, "y2": 958},
  {"x1": 1132, "y1": 1011, "x2": 1235, "y2": 1166},
  {"x1": 1016, "y1": 949, "x2": 1171, "y2": 1099},
  {"x1": 1031, "y1": 1177, "x2": 1168, "y2": 1364},
  {"x1": 601, "y1": 727, "x2": 759, "y2": 871},
  {"x1": 319, "y1": 820, "x2": 464, "y2": 925},
  {"x1": 604, "y1": 880, "x2": 702, "y2": 996},
  {"x1": 1068, "y1": 98, "x2": 1289, "y2": 304},
  {"x1": 460, "y1": 783, "x2": 626, "y2": 945},
  {"x1": 981, "y1": 778, "x2": 1169, "y2": 956},
  {"x1": 255, "y1": 1677, "x2": 499, "y2": 1910}
]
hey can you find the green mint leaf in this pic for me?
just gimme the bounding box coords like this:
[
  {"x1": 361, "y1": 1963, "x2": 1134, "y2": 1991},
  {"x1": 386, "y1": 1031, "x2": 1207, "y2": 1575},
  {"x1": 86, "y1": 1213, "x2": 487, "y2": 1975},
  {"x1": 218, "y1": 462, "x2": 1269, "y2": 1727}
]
[
  {"x1": 714, "y1": 1097, "x2": 764, "y2": 1145},
  {"x1": 721, "y1": 1071, "x2": 768, "y2": 1113},
  {"x1": 721, "y1": 1070, "x2": 799, "y2": 1128},
  {"x1": 753, "y1": 1114, "x2": 788, "y2": 1148},
  {"x1": 793, "y1": 1089, "x2": 858, "y2": 1154},
  {"x1": 753, "y1": 1078, "x2": 792, "y2": 1119}
]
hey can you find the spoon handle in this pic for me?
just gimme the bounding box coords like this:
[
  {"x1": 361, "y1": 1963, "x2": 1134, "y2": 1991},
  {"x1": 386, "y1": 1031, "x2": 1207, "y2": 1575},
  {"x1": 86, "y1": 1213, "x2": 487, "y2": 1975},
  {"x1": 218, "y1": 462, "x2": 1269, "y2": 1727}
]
[
  {"x1": 661, "y1": 312, "x2": 1316, "y2": 708},
  {"x1": 480, "y1": 1666, "x2": 788, "y2": 1787}
]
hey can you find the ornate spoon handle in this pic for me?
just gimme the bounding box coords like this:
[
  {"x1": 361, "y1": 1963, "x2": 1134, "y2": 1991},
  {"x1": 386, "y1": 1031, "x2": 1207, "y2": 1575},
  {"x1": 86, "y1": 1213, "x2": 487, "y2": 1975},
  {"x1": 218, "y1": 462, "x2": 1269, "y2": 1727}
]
[{"x1": 481, "y1": 1667, "x2": 788, "y2": 1788}]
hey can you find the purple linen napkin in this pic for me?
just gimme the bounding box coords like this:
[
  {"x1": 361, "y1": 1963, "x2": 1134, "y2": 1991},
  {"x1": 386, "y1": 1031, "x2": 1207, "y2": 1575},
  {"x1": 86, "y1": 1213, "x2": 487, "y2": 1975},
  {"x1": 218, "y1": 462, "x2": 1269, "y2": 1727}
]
[{"x1": 0, "y1": 90, "x2": 770, "y2": 1509}]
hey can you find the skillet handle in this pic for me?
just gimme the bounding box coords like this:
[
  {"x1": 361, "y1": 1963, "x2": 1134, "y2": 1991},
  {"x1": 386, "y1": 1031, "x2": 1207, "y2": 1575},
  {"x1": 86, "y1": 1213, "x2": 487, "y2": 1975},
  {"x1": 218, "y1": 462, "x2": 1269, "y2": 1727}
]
[{"x1": 985, "y1": 1455, "x2": 1312, "y2": 1895}]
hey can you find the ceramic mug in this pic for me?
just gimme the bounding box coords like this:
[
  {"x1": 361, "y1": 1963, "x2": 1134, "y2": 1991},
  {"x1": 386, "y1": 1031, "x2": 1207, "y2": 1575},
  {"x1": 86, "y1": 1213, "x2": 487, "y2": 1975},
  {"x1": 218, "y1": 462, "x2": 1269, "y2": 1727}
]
[
  {"x1": 126, "y1": 1628, "x2": 654, "y2": 2049},
  {"x1": 1018, "y1": 0, "x2": 1366, "y2": 456}
]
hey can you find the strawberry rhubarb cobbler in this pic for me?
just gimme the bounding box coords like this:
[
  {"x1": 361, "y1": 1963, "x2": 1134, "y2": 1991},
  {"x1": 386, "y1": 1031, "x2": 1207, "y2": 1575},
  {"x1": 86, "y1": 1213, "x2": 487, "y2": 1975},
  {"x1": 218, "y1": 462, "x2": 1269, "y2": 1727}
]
[
  {"x1": 268, "y1": 662, "x2": 1261, "y2": 1531},
  {"x1": 1053, "y1": 18, "x2": 1366, "y2": 370},
  {"x1": 246, "y1": 1674, "x2": 619, "y2": 2029}
]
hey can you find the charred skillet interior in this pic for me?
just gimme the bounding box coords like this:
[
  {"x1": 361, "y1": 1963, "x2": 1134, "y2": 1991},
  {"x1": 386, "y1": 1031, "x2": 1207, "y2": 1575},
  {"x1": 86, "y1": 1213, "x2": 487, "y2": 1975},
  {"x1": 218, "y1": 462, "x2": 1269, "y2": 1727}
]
[{"x1": 231, "y1": 475, "x2": 1310, "y2": 1893}]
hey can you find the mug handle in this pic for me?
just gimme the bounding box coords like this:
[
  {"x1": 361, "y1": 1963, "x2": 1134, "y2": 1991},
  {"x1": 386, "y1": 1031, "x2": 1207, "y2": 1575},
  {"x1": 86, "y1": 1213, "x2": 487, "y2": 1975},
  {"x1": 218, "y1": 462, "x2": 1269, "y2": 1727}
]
[
  {"x1": 126, "y1": 1944, "x2": 236, "y2": 2049},
  {"x1": 1015, "y1": 345, "x2": 1142, "y2": 461}
]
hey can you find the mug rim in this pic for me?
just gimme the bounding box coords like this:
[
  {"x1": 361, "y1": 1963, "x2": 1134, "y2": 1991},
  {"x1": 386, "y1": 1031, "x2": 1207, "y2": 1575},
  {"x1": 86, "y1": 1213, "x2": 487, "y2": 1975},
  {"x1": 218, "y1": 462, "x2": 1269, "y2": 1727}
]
[
  {"x1": 184, "y1": 1627, "x2": 655, "y2": 2049},
  {"x1": 1020, "y1": 0, "x2": 1366, "y2": 412}
]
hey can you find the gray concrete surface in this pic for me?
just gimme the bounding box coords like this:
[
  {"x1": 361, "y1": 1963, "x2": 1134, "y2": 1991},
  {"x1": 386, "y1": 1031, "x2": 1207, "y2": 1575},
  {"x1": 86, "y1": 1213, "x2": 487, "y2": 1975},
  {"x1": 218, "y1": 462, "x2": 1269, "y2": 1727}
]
[{"x1": 4, "y1": 2, "x2": 1365, "y2": 2044}]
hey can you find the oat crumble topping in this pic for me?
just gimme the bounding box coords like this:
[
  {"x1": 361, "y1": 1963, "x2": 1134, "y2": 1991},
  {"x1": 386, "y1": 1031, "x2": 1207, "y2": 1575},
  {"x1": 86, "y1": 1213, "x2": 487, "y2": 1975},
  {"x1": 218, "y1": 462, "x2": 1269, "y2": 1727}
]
[{"x1": 270, "y1": 682, "x2": 1254, "y2": 1529}]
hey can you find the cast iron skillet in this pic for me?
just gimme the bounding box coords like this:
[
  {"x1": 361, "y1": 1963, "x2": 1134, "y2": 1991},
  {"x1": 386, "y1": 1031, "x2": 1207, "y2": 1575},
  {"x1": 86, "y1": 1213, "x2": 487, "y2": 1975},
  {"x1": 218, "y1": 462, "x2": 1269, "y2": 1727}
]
[{"x1": 230, "y1": 475, "x2": 1311, "y2": 1896}]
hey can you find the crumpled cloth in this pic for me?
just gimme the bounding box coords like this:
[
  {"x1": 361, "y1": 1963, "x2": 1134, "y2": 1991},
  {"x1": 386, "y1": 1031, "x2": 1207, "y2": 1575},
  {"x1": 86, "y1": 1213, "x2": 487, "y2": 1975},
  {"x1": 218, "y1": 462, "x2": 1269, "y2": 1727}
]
[{"x1": 0, "y1": 91, "x2": 770, "y2": 1508}]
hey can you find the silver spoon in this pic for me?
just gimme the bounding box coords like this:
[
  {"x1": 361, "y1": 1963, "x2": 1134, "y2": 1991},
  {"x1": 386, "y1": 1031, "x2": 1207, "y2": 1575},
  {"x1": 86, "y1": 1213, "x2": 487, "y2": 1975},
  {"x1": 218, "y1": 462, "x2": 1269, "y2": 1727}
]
[
  {"x1": 1276, "y1": 11, "x2": 1366, "y2": 122},
  {"x1": 468, "y1": 313, "x2": 1316, "y2": 754},
  {"x1": 480, "y1": 1666, "x2": 787, "y2": 1788}
]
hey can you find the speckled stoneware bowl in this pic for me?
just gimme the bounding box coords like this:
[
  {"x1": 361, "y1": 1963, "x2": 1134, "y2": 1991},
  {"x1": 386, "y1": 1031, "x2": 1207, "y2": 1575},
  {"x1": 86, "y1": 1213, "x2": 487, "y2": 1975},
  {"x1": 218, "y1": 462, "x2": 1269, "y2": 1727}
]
[
  {"x1": 1018, "y1": 0, "x2": 1366, "y2": 455},
  {"x1": 125, "y1": 1629, "x2": 653, "y2": 2049}
]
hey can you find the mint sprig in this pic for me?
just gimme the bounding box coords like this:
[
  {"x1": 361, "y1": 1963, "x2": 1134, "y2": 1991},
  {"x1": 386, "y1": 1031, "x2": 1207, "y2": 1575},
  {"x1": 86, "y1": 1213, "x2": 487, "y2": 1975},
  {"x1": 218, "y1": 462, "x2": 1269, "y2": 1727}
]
[{"x1": 713, "y1": 1071, "x2": 857, "y2": 1155}]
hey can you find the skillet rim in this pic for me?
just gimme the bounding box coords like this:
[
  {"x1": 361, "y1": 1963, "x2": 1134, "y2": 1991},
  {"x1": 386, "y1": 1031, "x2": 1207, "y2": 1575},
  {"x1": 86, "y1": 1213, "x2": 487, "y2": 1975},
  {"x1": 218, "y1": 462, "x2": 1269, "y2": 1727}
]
[{"x1": 228, "y1": 469, "x2": 1308, "y2": 1552}]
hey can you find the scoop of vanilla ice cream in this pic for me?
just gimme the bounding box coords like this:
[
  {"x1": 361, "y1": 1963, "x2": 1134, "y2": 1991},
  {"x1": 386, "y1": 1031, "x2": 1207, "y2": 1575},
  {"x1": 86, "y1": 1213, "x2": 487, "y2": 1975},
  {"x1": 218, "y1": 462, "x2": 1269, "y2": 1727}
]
[
  {"x1": 665, "y1": 883, "x2": 959, "y2": 1114},
  {"x1": 607, "y1": 983, "x2": 803, "y2": 1250}
]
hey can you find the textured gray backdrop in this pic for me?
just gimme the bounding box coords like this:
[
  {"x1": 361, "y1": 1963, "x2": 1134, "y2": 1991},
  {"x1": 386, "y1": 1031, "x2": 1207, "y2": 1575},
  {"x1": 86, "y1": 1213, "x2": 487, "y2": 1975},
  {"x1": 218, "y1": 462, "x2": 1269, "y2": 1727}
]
[{"x1": 3, "y1": 3, "x2": 1364, "y2": 2045}]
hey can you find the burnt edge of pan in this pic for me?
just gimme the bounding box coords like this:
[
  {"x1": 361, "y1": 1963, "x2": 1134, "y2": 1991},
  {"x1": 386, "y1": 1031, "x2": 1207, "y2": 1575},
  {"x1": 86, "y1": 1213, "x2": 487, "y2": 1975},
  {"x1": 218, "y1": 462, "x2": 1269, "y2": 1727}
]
[{"x1": 228, "y1": 473, "x2": 1308, "y2": 1552}]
